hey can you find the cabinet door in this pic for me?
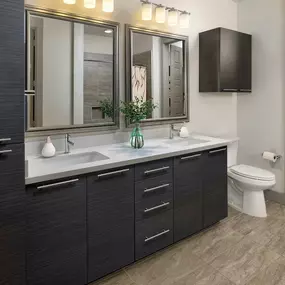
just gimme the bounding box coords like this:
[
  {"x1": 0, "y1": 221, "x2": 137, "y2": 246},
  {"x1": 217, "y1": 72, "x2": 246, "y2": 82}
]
[
  {"x1": 238, "y1": 32, "x2": 252, "y2": 92},
  {"x1": 174, "y1": 152, "x2": 203, "y2": 242},
  {"x1": 0, "y1": 0, "x2": 24, "y2": 144},
  {"x1": 87, "y1": 167, "x2": 135, "y2": 283},
  {"x1": 0, "y1": 144, "x2": 25, "y2": 285},
  {"x1": 203, "y1": 148, "x2": 228, "y2": 228},
  {"x1": 26, "y1": 178, "x2": 87, "y2": 285},
  {"x1": 220, "y1": 28, "x2": 239, "y2": 92}
]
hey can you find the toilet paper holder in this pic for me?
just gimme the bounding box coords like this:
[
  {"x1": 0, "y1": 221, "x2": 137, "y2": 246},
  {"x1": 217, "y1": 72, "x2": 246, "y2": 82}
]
[{"x1": 261, "y1": 152, "x2": 282, "y2": 162}]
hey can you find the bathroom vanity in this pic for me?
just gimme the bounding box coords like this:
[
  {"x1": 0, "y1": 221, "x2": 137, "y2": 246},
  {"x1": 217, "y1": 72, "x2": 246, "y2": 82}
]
[{"x1": 25, "y1": 138, "x2": 229, "y2": 284}]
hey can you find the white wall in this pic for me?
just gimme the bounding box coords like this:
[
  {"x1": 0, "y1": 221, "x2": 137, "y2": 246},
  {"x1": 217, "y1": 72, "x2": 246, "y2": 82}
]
[
  {"x1": 237, "y1": 0, "x2": 285, "y2": 193},
  {"x1": 25, "y1": 0, "x2": 238, "y2": 154},
  {"x1": 42, "y1": 17, "x2": 72, "y2": 127}
]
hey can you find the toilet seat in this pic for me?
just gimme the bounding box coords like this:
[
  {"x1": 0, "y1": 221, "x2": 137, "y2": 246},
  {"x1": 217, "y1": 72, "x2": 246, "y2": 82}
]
[{"x1": 229, "y1": 164, "x2": 275, "y2": 182}]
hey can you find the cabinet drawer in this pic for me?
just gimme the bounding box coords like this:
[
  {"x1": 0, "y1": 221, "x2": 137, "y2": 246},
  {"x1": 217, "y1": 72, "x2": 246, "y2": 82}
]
[
  {"x1": 135, "y1": 158, "x2": 173, "y2": 182},
  {"x1": 135, "y1": 210, "x2": 173, "y2": 260},
  {"x1": 0, "y1": 143, "x2": 24, "y2": 174}
]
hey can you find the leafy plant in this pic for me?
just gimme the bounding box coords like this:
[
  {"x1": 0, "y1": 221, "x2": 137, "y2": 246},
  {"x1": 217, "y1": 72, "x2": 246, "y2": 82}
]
[
  {"x1": 100, "y1": 99, "x2": 114, "y2": 119},
  {"x1": 120, "y1": 96, "x2": 157, "y2": 124}
]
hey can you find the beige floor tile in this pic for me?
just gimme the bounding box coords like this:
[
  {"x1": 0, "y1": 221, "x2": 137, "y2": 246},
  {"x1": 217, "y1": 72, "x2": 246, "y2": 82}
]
[
  {"x1": 246, "y1": 257, "x2": 285, "y2": 285},
  {"x1": 267, "y1": 201, "x2": 285, "y2": 220},
  {"x1": 228, "y1": 206, "x2": 241, "y2": 219},
  {"x1": 90, "y1": 270, "x2": 135, "y2": 285}
]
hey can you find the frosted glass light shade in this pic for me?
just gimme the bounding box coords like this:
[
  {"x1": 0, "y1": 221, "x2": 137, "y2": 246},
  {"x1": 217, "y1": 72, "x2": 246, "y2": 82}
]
[
  {"x1": 63, "y1": 0, "x2": 76, "y2": 4},
  {"x1": 84, "y1": 0, "x2": 96, "y2": 8},
  {"x1": 102, "y1": 0, "x2": 114, "y2": 12},
  {"x1": 180, "y1": 12, "x2": 190, "y2": 28},
  {"x1": 142, "y1": 3, "x2": 152, "y2": 21},
  {"x1": 155, "y1": 6, "x2": 166, "y2": 23},
  {"x1": 168, "y1": 9, "x2": 178, "y2": 26}
]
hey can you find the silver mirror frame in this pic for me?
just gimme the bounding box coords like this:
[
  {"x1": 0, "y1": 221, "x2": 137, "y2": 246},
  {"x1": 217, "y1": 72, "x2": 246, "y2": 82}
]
[
  {"x1": 125, "y1": 24, "x2": 189, "y2": 127},
  {"x1": 25, "y1": 5, "x2": 120, "y2": 137}
]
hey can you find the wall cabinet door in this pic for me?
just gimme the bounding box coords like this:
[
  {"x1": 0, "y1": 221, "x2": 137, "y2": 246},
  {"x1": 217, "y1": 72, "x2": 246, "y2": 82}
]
[
  {"x1": 203, "y1": 148, "x2": 228, "y2": 228},
  {"x1": 174, "y1": 152, "x2": 203, "y2": 242},
  {"x1": 87, "y1": 167, "x2": 135, "y2": 283},
  {"x1": 0, "y1": 0, "x2": 24, "y2": 144},
  {"x1": 26, "y1": 178, "x2": 87, "y2": 285},
  {"x1": 0, "y1": 144, "x2": 25, "y2": 285}
]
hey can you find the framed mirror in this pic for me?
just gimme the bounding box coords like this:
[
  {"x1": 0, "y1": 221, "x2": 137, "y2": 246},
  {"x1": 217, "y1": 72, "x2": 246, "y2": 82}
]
[
  {"x1": 25, "y1": 6, "x2": 119, "y2": 135},
  {"x1": 125, "y1": 25, "x2": 189, "y2": 126}
]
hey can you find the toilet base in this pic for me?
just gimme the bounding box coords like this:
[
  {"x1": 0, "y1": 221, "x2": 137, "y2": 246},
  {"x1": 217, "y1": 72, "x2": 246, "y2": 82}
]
[{"x1": 243, "y1": 189, "x2": 267, "y2": 218}]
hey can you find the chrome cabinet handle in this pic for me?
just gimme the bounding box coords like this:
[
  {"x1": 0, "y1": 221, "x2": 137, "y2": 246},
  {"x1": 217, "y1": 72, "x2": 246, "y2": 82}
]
[
  {"x1": 239, "y1": 89, "x2": 251, "y2": 92},
  {"x1": 37, "y1": 179, "x2": 79, "y2": 190},
  {"x1": 25, "y1": 90, "x2": 35, "y2": 96},
  {"x1": 97, "y1": 168, "x2": 129, "y2": 178},
  {"x1": 145, "y1": 229, "x2": 170, "y2": 243},
  {"x1": 209, "y1": 148, "x2": 227, "y2": 154},
  {"x1": 0, "y1": 149, "x2": 12, "y2": 154},
  {"x1": 144, "y1": 183, "x2": 170, "y2": 193},
  {"x1": 222, "y1": 89, "x2": 238, "y2": 92},
  {"x1": 144, "y1": 202, "x2": 170, "y2": 213},
  {"x1": 144, "y1": 166, "x2": 170, "y2": 175},
  {"x1": 0, "y1": 138, "x2": 11, "y2": 142},
  {"x1": 181, "y1": 154, "x2": 201, "y2": 160}
]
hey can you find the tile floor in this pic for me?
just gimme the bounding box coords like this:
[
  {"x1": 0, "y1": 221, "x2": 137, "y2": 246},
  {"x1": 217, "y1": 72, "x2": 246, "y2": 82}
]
[{"x1": 91, "y1": 201, "x2": 285, "y2": 285}]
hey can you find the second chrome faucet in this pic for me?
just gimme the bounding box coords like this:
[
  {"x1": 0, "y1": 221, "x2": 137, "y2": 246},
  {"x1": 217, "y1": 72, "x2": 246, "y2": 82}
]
[{"x1": 64, "y1": 134, "x2": 74, "y2": 154}]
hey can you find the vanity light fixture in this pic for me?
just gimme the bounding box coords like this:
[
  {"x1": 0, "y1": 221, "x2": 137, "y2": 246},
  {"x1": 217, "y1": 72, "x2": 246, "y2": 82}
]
[
  {"x1": 141, "y1": 1, "x2": 153, "y2": 21},
  {"x1": 63, "y1": 0, "x2": 76, "y2": 4},
  {"x1": 168, "y1": 9, "x2": 178, "y2": 26},
  {"x1": 155, "y1": 5, "x2": 166, "y2": 23},
  {"x1": 104, "y1": 29, "x2": 113, "y2": 34},
  {"x1": 84, "y1": 0, "x2": 96, "y2": 8},
  {"x1": 179, "y1": 11, "x2": 190, "y2": 28},
  {"x1": 102, "y1": 0, "x2": 114, "y2": 12}
]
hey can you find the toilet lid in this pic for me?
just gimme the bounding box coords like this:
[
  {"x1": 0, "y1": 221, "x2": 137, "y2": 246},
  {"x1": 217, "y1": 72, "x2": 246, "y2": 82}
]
[{"x1": 230, "y1": 164, "x2": 275, "y2": 181}]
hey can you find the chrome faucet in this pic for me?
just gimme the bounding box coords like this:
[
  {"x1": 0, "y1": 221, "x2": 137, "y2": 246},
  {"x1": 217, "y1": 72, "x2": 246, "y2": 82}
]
[
  {"x1": 64, "y1": 134, "x2": 74, "y2": 154},
  {"x1": 169, "y1": 124, "x2": 180, "y2": 139}
]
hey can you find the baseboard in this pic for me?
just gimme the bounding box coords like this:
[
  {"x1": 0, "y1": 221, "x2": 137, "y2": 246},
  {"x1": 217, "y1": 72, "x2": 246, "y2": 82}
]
[
  {"x1": 228, "y1": 201, "x2": 242, "y2": 212},
  {"x1": 265, "y1": 190, "x2": 285, "y2": 205}
]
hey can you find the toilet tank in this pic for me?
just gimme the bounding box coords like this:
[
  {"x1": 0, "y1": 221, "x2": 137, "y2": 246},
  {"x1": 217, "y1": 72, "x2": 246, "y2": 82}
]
[{"x1": 227, "y1": 139, "x2": 239, "y2": 167}]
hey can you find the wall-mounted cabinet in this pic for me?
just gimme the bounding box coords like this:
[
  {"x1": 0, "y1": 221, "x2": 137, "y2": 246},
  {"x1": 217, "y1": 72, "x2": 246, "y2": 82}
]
[{"x1": 199, "y1": 28, "x2": 252, "y2": 93}]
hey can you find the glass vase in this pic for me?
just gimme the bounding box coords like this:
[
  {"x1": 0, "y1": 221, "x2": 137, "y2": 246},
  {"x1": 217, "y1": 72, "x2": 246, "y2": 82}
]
[{"x1": 130, "y1": 123, "x2": 144, "y2": 149}]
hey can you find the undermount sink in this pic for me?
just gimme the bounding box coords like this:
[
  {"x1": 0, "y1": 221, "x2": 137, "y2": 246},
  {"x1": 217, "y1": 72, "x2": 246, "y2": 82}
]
[
  {"x1": 164, "y1": 137, "x2": 209, "y2": 145},
  {"x1": 41, "y1": 151, "x2": 109, "y2": 167}
]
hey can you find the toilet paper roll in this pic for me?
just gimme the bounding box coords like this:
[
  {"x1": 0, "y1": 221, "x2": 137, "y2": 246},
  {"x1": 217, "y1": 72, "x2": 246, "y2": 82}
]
[{"x1": 262, "y1": 151, "x2": 278, "y2": 163}]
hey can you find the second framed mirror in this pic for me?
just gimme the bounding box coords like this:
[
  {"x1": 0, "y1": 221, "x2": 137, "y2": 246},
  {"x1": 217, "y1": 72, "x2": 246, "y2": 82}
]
[{"x1": 125, "y1": 25, "x2": 189, "y2": 126}]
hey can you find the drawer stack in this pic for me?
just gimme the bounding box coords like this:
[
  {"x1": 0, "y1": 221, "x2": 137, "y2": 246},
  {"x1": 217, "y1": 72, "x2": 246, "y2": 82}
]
[{"x1": 134, "y1": 158, "x2": 174, "y2": 260}]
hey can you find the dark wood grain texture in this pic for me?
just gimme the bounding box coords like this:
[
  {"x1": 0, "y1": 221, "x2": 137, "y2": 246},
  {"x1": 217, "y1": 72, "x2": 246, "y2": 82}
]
[
  {"x1": 87, "y1": 167, "x2": 135, "y2": 283},
  {"x1": 26, "y1": 178, "x2": 87, "y2": 285}
]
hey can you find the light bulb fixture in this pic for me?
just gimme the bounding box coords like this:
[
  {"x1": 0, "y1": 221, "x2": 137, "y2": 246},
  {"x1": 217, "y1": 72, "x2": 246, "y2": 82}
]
[
  {"x1": 141, "y1": 1, "x2": 153, "y2": 21},
  {"x1": 84, "y1": 0, "x2": 96, "y2": 8},
  {"x1": 155, "y1": 5, "x2": 166, "y2": 23},
  {"x1": 63, "y1": 0, "x2": 76, "y2": 4},
  {"x1": 104, "y1": 29, "x2": 113, "y2": 34},
  {"x1": 102, "y1": 0, "x2": 114, "y2": 13},
  {"x1": 180, "y1": 12, "x2": 190, "y2": 28},
  {"x1": 168, "y1": 9, "x2": 178, "y2": 26}
]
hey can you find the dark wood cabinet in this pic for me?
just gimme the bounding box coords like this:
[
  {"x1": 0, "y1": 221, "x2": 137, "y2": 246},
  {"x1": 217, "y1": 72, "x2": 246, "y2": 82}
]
[
  {"x1": 174, "y1": 152, "x2": 203, "y2": 242},
  {"x1": 199, "y1": 28, "x2": 252, "y2": 93},
  {"x1": 203, "y1": 148, "x2": 228, "y2": 228},
  {"x1": 26, "y1": 178, "x2": 87, "y2": 285},
  {"x1": 87, "y1": 167, "x2": 135, "y2": 283}
]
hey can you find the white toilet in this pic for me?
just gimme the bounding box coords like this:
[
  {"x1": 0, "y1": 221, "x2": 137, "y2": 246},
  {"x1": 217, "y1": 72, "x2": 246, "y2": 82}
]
[{"x1": 227, "y1": 141, "x2": 276, "y2": 218}]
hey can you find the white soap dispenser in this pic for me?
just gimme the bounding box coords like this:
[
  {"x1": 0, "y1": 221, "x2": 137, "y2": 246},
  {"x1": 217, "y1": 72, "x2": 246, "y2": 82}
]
[
  {"x1": 41, "y1": 136, "x2": 56, "y2": 158},
  {"x1": 179, "y1": 123, "x2": 189, "y2": 138}
]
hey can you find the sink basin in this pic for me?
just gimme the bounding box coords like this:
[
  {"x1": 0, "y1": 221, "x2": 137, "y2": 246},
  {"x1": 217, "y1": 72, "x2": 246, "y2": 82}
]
[
  {"x1": 40, "y1": 151, "x2": 109, "y2": 167},
  {"x1": 164, "y1": 137, "x2": 209, "y2": 145}
]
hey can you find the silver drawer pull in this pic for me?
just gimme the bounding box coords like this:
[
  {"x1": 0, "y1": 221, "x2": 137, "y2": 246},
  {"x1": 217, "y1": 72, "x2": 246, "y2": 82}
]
[
  {"x1": 144, "y1": 184, "x2": 170, "y2": 193},
  {"x1": 144, "y1": 166, "x2": 170, "y2": 175},
  {"x1": 209, "y1": 148, "x2": 227, "y2": 154},
  {"x1": 0, "y1": 138, "x2": 11, "y2": 142},
  {"x1": 181, "y1": 154, "x2": 201, "y2": 160},
  {"x1": 0, "y1": 149, "x2": 12, "y2": 154},
  {"x1": 25, "y1": 90, "x2": 35, "y2": 96},
  {"x1": 240, "y1": 89, "x2": 251, "y2": 92},
  {"x1": 37, "y1": 179, "x2": 79, "y2": 190},
  {"x1": 144, "y1": 202, "x2": 170, "y2": 213},
  {"x1": 145, "y1": 229, "x2": 170, "y2": 243},
  {"x1": 97, "y1": 168, "x2": 129, "y2": 178},
  {"x1": 222, "y1": 89, "x2": 238, "y2": 92}
]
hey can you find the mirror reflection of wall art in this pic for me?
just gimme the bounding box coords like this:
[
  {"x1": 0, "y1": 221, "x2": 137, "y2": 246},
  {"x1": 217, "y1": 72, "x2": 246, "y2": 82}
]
[{"x1": 132, "y1": 66, "x2": 147, "y2": 102}]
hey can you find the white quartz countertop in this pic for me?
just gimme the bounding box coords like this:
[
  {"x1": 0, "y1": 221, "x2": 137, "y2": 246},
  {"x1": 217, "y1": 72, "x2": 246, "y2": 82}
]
[{"x1": 25, "y1": 134, "x2": 238, "y2": 185}]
